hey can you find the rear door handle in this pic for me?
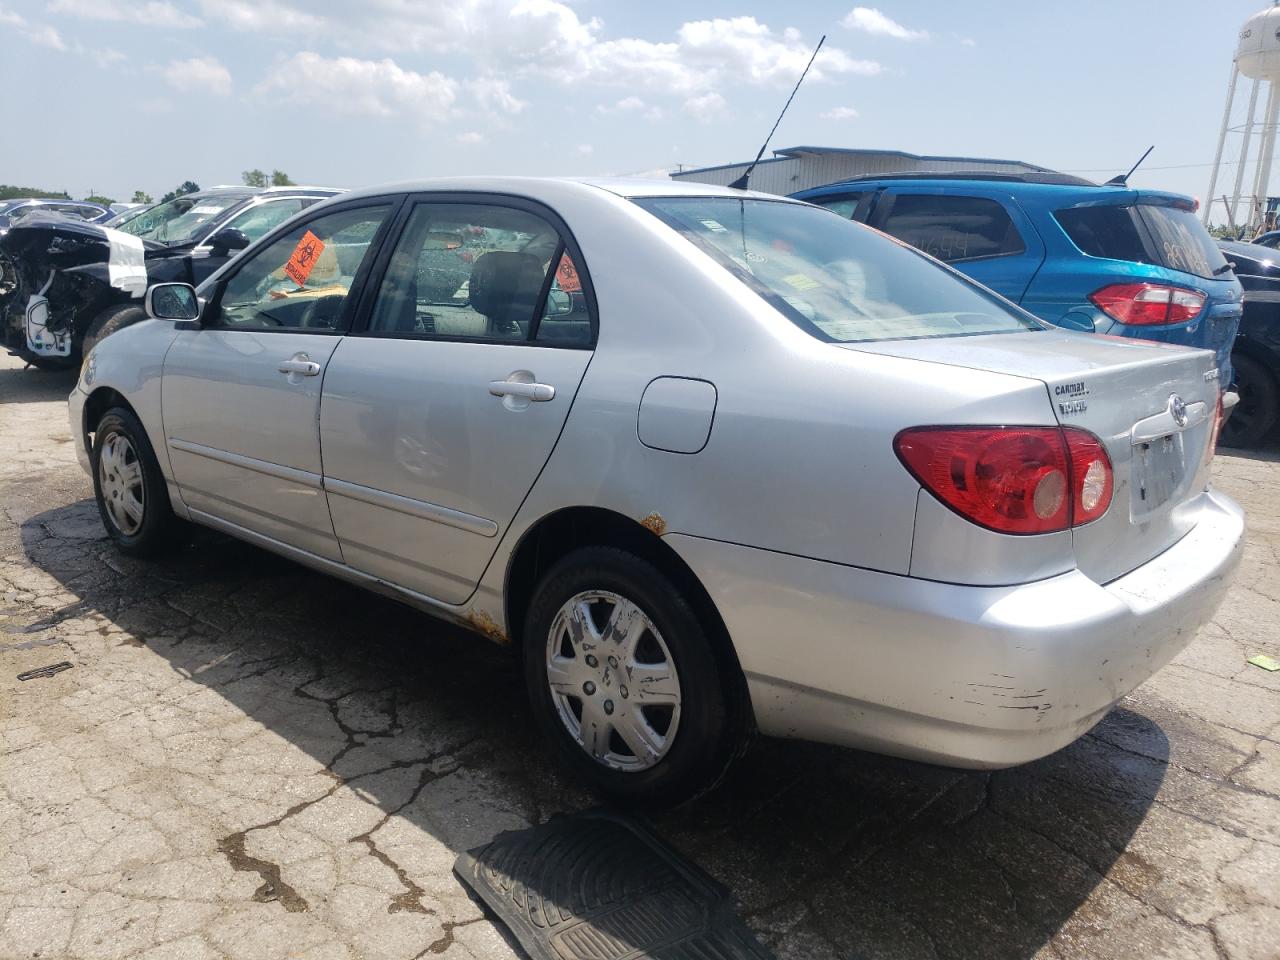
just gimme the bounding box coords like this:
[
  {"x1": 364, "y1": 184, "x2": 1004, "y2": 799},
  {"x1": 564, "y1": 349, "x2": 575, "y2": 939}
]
[
  {"x1": 279, "y1": 355, "x2": 321, "y2": 377},
  {"x1": 489, "y1": 380, "x2": 555, "y2": 402}
]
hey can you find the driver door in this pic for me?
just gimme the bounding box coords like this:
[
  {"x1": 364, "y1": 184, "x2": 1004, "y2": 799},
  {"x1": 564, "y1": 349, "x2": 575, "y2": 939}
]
[{"x1": 162, "y1": 201, "x2": 397, "y2": 560}]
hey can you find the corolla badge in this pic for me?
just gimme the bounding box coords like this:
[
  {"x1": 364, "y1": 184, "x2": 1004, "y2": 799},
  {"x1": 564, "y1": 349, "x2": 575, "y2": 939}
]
[{"x1": 1169, "y1": 393, "x2": 1189, "y2": 428}]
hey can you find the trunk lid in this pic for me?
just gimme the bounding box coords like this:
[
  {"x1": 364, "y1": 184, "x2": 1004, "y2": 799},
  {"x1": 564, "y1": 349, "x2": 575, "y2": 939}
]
[{"x1": 851, "y1": 329, "x2": 1219, "y2": 583}]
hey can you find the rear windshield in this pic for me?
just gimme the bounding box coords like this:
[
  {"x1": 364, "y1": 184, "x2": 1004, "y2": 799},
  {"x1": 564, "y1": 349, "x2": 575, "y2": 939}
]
[
  {"x1": 635, "y1": 197, "x2": 1040, "y2": 343},
  {"x1": 1055, "y1": 203, "x2": 1230, "y2": 280}
]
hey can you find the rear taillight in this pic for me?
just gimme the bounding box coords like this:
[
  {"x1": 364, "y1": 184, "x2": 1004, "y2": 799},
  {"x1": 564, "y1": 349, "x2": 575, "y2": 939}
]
[
  {"x1": 1089, "y1": 282, "x2": 1206, "y2": 326},
  {"x1": 895, "y1": 426, "x2": 1113, "y2": 535}
]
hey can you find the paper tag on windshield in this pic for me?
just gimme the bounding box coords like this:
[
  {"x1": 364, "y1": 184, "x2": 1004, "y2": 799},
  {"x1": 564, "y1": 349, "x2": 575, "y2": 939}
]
[
  {"x1": 284, "y1": 231, "x2": 325, "y2": 286},
  {"x1": 698, "y1": 218, "x2": 727, "y2": 232},
  {"x1": 191, "y1": 205, "x2": 223, "y2": 215},
  {"x1": 783, "y1": 273, "x2": 820, "y2": 291}
]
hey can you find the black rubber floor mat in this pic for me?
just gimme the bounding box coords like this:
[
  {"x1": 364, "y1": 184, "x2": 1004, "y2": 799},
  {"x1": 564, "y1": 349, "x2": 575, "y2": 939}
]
[{"x1": 454, "y1": 809, "x2": 774, "y2": 960}]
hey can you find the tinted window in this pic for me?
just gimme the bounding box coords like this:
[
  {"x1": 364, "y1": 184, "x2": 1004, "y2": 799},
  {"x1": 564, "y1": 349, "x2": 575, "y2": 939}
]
[
  {"x1": 877, "y1": 195, "x2": 1025, "y2": 262},
  {"x1": 1137, "y1": 204, "x2": 1231, "y2": 279},
  {"x1": 1054, "y1": 206, "x2": 1152, "y2": 263},
  {"x1": 215, "y1": 205, "x2": 390, "y2": 332},
  {"x1": 224, "y1": 198, "x2": 306, "y2": 242},
  {"x1": 368, "y1": 202, "x2": 565, "y2": 342},
  {"x1": 814, "y1": 194, "x2": 861, "y2": 218},
  {"x1": 636, "y1": 197, "x2": 1039, "y2": 343}
]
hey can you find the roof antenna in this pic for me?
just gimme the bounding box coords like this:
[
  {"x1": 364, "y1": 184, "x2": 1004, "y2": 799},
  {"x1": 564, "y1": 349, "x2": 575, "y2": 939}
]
[
  {"x1": 1105, "y1": 145, "x2": 1154, "y2": 186},
  {"x1": 728, "y1": 34, "x2": 826, "y2": 191}
]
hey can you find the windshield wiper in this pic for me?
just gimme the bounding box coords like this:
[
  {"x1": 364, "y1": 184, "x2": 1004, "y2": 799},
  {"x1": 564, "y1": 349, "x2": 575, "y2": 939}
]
[{"x1": 1213, "y1": 261, "x2": 1235, "y2": 276}]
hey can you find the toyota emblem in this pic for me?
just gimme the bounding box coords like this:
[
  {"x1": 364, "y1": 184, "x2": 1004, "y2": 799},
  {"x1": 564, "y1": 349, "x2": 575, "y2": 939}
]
[{"x1": 1169, "y1": 394, "x2": 1189, "y2": 427}]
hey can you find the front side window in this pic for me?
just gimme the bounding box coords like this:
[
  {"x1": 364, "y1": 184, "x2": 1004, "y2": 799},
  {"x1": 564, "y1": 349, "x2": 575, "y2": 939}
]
[
  {"x1": 877, "y1": 194, "x2": 1025, "y2": 263},
  {"x1": 368, "y1": 202, "x2": 566, "y2": 342},
  {"x1": 213, "y1": 204, "x2": 391, "y2": 332},
  {"x1": 223, "y1": 199, "x2": 306, "y2": 243},
  {"x1": 636, "y1": 196, "x2": 1039, "y2": 344},
  {"x1": 117, "y1": 195, "x2": 245, "y2": 245}
]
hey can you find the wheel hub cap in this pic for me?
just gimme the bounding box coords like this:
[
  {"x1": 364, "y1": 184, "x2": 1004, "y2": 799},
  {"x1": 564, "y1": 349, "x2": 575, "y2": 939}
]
[
  {"x1": 98, "y1": 433, "x2": 145, "y2": 535},
  {"x1": 545, "y1": 590, "x2": 682, "y2": 772}
]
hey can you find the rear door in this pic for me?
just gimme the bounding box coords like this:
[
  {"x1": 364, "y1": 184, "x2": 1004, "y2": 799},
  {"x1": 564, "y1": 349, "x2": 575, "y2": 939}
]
[
  {"x1": 318, "y1": 195, "x2": 594, "y2": 604},
  {"x1": 868, "y1": 188, "x2": 1046, "y2": 302},
  {"x1": 161, "y1": 200, "x2": 397, "y2": 560}
]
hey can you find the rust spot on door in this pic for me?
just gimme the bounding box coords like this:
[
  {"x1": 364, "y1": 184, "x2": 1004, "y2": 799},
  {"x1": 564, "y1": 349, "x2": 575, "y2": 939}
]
[{"x1": 639, "y1": 512, "x2": 667, "y2": 536}]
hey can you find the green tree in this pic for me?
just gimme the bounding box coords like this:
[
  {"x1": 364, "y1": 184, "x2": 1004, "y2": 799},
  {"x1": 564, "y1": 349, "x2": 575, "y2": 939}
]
[
  {"x1": 242, "y1": 169, "x2": 267, "y2": 188},
  {"x1": 0, "y1": 184, "x2": 70, "y2": 200},
  {"x1": 84, "y1": 194, "x2": 115, "y2": 206},
  {"x1": 159, "y1": 181, "x2": 200, "y2": 203},
  {"x1": 270, "y1": 169, "x2": 294, "y2": 186},
  {"x1": 131, "y1": 190, "x2": 153, "y2": 204}
]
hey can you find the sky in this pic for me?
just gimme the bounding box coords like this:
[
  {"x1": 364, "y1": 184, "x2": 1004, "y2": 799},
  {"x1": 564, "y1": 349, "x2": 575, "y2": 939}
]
[{"x1": 0, "y1": 0, "x2": 1272, "y2": 216}]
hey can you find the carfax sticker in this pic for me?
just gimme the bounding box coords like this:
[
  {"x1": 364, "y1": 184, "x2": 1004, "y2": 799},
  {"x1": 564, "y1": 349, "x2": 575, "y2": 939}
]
[{"x1": 283, "y1": 230, "x2": 325, "y2": 286}]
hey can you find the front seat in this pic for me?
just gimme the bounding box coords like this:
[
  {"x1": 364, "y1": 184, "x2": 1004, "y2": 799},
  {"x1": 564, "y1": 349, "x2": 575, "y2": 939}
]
[{"x1": 469, "y1": 251, "x2": 545, "y2": 339}]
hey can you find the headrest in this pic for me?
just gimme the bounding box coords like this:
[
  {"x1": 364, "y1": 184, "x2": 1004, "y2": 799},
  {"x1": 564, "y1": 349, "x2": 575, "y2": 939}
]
[{"x1": 469, "y1": 251, "x2": 545, "y2": 324}]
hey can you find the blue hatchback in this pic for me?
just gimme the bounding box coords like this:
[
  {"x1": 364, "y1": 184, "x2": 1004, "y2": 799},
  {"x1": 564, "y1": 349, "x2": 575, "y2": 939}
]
[{"x1": 791, "y1": 173, "x2": 1242, "y2": 383}]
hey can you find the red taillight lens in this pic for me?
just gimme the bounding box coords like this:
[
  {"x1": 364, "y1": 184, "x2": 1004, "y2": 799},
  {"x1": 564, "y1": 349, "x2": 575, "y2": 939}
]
[
  {"x1": 895, "y1": 426, "x2": 1113, "y2": 535},
  {"x1": 1089, "y1": 282, "x2": 1206, "y2": 326}
]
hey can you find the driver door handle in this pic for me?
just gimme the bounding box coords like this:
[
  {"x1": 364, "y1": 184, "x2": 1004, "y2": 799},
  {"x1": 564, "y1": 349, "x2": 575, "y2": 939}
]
[
  {"x1": 489, "y1": 380, "x2": 555, "y2": 402},
  {"x1": 279, "y1": 356, "x2": 321, "y2": 377}
]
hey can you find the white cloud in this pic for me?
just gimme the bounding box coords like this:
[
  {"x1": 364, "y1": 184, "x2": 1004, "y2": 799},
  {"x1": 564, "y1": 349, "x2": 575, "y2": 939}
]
[
  {"x1": 0, "y1": 6, "x2": 25, "y2": 26},
  {"x1": 841, "y1": 7, "x2": 928, "y2": 42},
  {"x1": 959, "y1": 36, "x2": 977, "y2": 47},
  {"x1": 198, "y1": 0, "x2": 323, "y2": 31},
  {"x1": 595, "y1": 96, "x2": 663, "y2": 120},
  {"x1": 93, "y1": 48, "x2": 127, "y2": 67},
  {"x1": 821, "y1": 106, "x2": 860, "y2": 120},
  {"x1": 455, "y1": 131, "x2": 485, "y2": 144},
  {"x1": 160, "y1": 56, "x2": 232, "y2": 96},
  {"x1": 683, "y1": 91, "x2": 725, "y2": 121},
  {"x1": 26, "y1": 23, "x2": 66, "y2": 50},
  {"x1": 576, "y1": 143, "x2": 593, "y2": 156},
  {"x1": 48, "y1": 0, "x2": 202, "y2": 29},
  {"x1": 256, "y1": 53, "x2": 458, "y2": 120},
  {"x1": 470, "y1": 76, "x2": 527, "y2": 115}
]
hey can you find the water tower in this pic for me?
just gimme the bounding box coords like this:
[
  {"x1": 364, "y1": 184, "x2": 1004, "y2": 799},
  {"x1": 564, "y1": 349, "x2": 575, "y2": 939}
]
[{"x1": 1204, "y1": 2, "x2": 1280, "y2": 233}]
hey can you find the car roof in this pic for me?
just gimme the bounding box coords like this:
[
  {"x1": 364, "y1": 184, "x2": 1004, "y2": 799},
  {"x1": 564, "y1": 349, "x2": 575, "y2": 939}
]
[
  {"x1": 819, "y1": 170, "x2": 1098, "y2": 188},
  {"x1": 332, "y1": 176, "x2": 796, "y2": 206}
]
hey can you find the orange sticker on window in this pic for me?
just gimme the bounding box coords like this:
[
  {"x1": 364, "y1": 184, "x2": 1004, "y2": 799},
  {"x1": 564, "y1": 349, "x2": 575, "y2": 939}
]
[
  {"x1": 283, "y1": 230, "x2": 325, "y2": 287},
  {"x1": 555, "y1": 253, "x2": 582, "y2": 293}
]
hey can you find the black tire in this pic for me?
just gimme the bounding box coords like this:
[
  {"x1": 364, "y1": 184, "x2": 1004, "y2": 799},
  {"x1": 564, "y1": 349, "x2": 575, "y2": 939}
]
[
  {"x1": 522, "y1": 546, "x2": 748, "y2": 808},
  {"x1": 82, "y1": 304, "x2": 145, "y2": 359},
  {"x1": 1222, "y1": 353, "x2": 1279, "y2": 448},
  {"x1": 91, "y1": 406, "x2": 180, "y2": 557}
]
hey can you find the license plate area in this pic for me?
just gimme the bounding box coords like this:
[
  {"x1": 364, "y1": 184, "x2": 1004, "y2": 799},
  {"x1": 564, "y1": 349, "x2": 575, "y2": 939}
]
[{"x1": 1132, "y1": 433, "x2": 1185, "y2": 518}]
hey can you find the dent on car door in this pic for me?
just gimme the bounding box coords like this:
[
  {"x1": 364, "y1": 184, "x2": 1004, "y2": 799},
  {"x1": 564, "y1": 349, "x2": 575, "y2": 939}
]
[
  {"x1": 319, "y1": 197, "x2": 594, "y2": 604},
  {"x1": 871, "y1": 190, "x2": 1045, "y2": 302},
  {"x1": 161, "y1": 202, "x2": 395, "y2": 560}
]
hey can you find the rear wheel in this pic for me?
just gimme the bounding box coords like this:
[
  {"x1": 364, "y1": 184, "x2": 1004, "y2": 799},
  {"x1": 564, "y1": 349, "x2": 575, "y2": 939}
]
[
  {"x1": 523, "y1": 546, "x2": 747, "y2": 807},
  {"x1": 92, "y1": 407, "x2": 180, "y2": 556},
  {"x1": 1223, "y1": 353, "x2": 1278, "y2": 448}
]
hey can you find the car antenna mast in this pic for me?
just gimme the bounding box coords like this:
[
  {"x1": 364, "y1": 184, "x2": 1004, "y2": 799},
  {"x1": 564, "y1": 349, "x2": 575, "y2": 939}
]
[
  {"x1": 728, "y1": 34, "x2": 826, "y2": 191},
  {"x1": 1105, "y1": 145, "x2": 1154, "y2": 186}
]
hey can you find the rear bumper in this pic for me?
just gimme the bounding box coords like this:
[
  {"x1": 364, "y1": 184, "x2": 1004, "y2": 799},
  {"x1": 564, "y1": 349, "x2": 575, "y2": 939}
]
[{"x1": 668, "y1": 490, "x2": 1244, "y2": 768}]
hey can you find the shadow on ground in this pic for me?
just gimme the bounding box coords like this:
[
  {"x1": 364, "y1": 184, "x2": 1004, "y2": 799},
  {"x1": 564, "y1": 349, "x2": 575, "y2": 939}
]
[
  {"x1": 17, "y1": 498, "x2": 1168, "y2": 960},
  {"x1": 0, "y1": 362, "x2": 77, "y2": 405}
]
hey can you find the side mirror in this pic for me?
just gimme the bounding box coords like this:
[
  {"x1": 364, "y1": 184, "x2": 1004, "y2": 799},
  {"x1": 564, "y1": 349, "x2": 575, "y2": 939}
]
[
  {"x1": 207, "y1": 227, "x2": 251, "y2": 253},
  {"x1": 544, "y1": 288, "x2": 573, "y2": 317},
  {"x1": 145, "y1": 283, "x2": 201, "y2": 324}
]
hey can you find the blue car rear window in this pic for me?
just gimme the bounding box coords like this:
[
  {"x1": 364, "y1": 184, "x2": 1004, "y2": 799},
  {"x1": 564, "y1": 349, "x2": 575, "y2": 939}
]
[{"x1": 1055, "y1": 203, "x2": 1230, "y2": 280}]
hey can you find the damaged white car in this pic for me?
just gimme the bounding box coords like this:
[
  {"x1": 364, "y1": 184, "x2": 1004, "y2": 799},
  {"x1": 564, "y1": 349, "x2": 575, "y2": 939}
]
[{"x1": 69, "y1": 178, "x2": 1244, "y2": 805}]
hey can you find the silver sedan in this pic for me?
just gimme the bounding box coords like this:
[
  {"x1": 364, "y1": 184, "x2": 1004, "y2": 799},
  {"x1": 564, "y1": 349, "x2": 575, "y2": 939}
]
[{"x1": 69, "y1": 177, "x2": 1244, "y2": 805}]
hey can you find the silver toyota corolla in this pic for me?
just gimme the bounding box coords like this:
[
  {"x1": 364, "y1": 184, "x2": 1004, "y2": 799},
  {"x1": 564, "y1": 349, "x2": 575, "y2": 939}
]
[{"x1": 68, "y1": 177, "x2": 1245, "y2": 805}]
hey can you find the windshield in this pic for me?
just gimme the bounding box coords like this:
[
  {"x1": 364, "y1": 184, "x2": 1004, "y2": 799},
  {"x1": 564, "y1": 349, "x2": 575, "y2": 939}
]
[
  {"x1": 116, "y1": 194, "x2": 244, "y2": 245},
  {"x1": 635, "y1": 197, "x2": 1040, "y2": 343}
]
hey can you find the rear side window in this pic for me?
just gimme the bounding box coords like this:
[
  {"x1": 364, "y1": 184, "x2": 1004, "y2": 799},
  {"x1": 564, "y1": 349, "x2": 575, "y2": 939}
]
[
  {"x1": 814, "y1": 194, "x2": 861, "y2": 218},
  {"x1": 877, "y1": 195, "x2": 1025, "y2": 263},
  {"x1": 1055, "y1": 203, "x2": 1230, "y2": 280}
]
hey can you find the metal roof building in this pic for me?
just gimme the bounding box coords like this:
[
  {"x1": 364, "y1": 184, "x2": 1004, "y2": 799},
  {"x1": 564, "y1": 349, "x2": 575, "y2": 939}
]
[{"x1": 670, "y1": 146, "x2": 1057, "y2": 196}]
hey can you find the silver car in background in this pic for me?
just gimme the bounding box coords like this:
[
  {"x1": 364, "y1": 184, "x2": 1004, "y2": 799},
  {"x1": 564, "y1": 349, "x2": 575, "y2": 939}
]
[{"x1": 69, "y1": 178, "x2": 1244, "y2": 805}]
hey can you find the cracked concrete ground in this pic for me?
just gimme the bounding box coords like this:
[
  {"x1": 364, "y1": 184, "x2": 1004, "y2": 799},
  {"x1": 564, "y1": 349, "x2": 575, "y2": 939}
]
[{"x1": 1, "y1": 351, "x2": 1278, "y2": 960}]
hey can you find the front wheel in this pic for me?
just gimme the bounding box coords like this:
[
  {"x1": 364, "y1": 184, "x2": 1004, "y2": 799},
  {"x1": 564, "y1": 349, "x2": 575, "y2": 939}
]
[
  {"x1": 92, "y1": 407, "x2": 180, "y2": 556},
  {"x1": 1222, "y1": 353, "x2": 1279, "y2": 448},
  {"x1": 523, "y1": 546, "x2": 747, "y2": 807}
]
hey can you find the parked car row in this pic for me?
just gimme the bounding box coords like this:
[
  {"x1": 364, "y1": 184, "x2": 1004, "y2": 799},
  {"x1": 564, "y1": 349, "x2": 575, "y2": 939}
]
[
  {"x1": 1215, "y1": 239, "x2": 1280, "y2": 445},
  {"x1": 0, "y1": 185, "x2": 341, "y2": 368},
  {"x1": 70, "y1": 177, "x2": 1243, "y2": 804}
]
